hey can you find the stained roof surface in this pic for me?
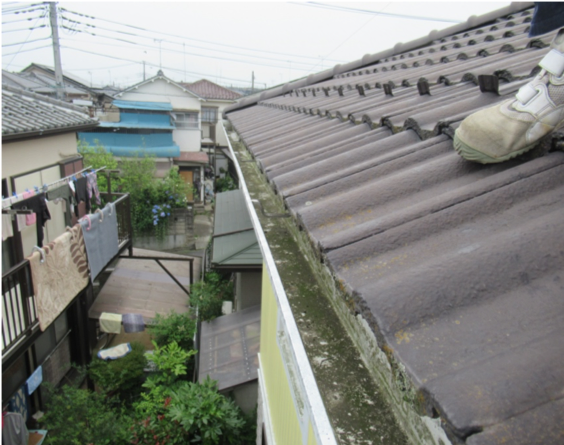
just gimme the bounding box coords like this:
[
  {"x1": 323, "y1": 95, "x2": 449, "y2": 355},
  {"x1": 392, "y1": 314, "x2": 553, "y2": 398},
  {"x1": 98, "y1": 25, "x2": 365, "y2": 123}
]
[
  {"x1": 2, "y1": 85, "x2": 98, "y2": 138},
  {"x1": 183, "y1": 79, "x2": 242, "y2": 101},
  {"x1": 198, "y1": 304, "x2": 260, "y2": 391},
  {"x1": 225, "y1": 4, "x2": 564, "y2": 445}
]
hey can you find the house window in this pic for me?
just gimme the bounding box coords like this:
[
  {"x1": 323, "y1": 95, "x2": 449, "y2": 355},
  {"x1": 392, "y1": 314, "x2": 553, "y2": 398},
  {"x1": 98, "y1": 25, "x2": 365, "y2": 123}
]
[
  {"x1": 174, "y1": 112, "x2": 199, "y2": 129},
  {"x1": 201, "y1": 107, "x2": 217, "y2": 124}
]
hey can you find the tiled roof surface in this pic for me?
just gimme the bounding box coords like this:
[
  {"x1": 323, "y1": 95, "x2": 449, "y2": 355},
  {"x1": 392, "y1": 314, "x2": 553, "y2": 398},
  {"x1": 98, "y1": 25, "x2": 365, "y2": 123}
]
[
  {"x1": 183, "y1": 79, "x2": 241, "y2": 101},
  {"x1": 2, "y1": 85, "x2": 98, "y2": 139},
  {"x1": 173, "y1": 151, "x2": 209, "y2": 164},
  {"x1": 226, "y1": 4, "x2": 564, "y2": 445}
]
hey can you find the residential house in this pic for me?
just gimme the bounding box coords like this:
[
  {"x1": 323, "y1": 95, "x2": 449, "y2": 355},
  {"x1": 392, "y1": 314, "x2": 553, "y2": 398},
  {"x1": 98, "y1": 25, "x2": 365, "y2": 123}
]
[
  {"x1": 222, "y1": 3, "x2": 564, "y2": 445},
  {"x1": 101, "y1": 71, "x2": 241, "y2": 201},
  {"x1": 2, "y1": 85, "x2": 132, "y2": 424},
  {"x1": 182, "y1": 79, "x2": 242, "y2": 179}
]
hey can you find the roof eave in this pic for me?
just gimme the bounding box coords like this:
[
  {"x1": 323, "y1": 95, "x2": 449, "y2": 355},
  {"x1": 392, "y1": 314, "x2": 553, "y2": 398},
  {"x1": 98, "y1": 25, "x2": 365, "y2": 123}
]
[{"x1": 3, "y1": 122, "x2": 100, "y2": 142}]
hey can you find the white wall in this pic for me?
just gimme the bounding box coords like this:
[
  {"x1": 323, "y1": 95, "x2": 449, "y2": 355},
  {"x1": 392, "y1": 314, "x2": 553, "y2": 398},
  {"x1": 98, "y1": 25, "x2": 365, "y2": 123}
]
[
  {"x1": 119, "y1": 78, "x2": 204, "y2": 152},
  {"x1": 3, "y1": 133, "x2": 77, "y2": 257}
]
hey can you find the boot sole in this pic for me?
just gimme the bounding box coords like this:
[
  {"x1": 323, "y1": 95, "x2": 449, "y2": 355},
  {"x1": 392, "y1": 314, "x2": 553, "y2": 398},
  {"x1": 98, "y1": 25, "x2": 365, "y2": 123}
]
[{"x1": 453, "y1": 135, "x2": 537, "y2": 164}]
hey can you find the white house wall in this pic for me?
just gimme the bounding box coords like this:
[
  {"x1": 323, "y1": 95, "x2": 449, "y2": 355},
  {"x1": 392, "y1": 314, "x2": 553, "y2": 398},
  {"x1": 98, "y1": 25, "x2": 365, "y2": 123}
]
[
  {"x1": 119, "y1": 79, "x2": 203, "y2": 153},
  {"x1": 3, "y1": 133, "x2": 75, "y2": 256}
]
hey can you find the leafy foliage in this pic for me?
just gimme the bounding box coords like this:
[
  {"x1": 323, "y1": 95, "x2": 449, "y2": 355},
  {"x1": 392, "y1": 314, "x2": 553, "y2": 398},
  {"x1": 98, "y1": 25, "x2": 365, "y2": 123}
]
[
  {"x1": 214, "y1": 172, "x2": 237, "y2": 193},
  {"x1": 40, "y1": 384, "x2": 131, "y2": 445},
  {"x1": 190, "y1": 272, "x2": 233, "y2": 322},
  {"x1": 148, "y1": 310, "x2": 197, "y2": 351},
  {"x1": 168, "y1": 377, "x2": 246, "y2": 445},
  {"x1": 88, "y1": 342, "x2": 147, "y2": 402},
  {"x1": 145, "y1": 341, "x2": 196, "y2": 387}
]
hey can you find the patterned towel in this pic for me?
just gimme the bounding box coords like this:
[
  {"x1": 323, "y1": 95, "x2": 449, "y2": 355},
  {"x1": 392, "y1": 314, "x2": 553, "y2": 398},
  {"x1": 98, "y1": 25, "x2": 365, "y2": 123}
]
[
  {"x1": 28, "y1": 224, "x2": 89, "y2": 331},
  {"x1": 100, "y1": 312, "x2": 122, "y2": 334},
  {"x1": 122, "y1": 313, "x2": 145, "y2": 333},
  {"x1": 98, "y1": 343, "x2": 131, "y2": 360}
]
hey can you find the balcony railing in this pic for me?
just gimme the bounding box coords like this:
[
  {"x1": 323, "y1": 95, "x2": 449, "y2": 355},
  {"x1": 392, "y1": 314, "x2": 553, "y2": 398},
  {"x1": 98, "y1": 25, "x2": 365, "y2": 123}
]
[
  {"x1": 2, "y1": 260, "x2": 38, "y2": 358},
  {"x1": 108, "y1": 193, "x2": 133, "y2": 254}
]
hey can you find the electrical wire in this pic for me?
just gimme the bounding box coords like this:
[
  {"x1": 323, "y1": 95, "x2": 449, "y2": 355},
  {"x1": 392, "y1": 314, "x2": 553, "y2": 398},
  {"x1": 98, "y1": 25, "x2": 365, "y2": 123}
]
[
  {"x1": 2, "y1": 35, "x2": 50, "y2": 47},
  {"x1": 59, "y1": 45, "x2": 257, "y2": 86},
  {"x1": 2, "y1": 24, "x2": 47, "y2": 33},
  {"x1": 295, "y1": 2, "x2": 462, "y2": 23},
  {"x1": 57, "y1": 24, "x2": 321, "y2": 71},
  {"x1": 59, "y1": 6, "x2": 347, "y2": 64},
  {"x1": 2, "y1": 43, "x2": 51, "y2": 57}
]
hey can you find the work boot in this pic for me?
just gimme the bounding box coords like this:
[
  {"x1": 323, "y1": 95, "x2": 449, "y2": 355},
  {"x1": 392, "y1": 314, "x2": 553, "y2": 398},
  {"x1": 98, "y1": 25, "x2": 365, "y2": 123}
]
[{"x1": 454, "y1": 29, "x2": 564, "y2": 163}]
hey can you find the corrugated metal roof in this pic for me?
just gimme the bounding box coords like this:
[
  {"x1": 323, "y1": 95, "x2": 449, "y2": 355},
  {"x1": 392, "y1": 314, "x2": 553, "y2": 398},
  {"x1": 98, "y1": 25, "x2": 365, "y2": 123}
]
[
  {"x1": 183, "y1": 79, "x2": 242, "y2": 101},
  {"x1": 226, "y1": 4, "x2": 564, "y2": 445},
  {"x1": 2, "y1": 85, "x2": 98, "y2": 139},
  {"x1": 198, "y1": 304, "x2": 260, "y2": 391},
  {"x1": 112, "y1": 100, "x2": 173, "y2": 111},
  {"x1": 212, "y1": 190, "x2": 262, "y2": 268}
]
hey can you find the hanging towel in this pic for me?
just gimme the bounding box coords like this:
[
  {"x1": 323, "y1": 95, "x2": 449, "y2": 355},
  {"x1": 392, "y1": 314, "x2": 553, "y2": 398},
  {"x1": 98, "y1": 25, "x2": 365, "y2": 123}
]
[
  {"x1": 22, "y1": 190, "x2": 36, "y2": 225},
  {"x1": 12, "y1": 193, "x2": 51, "y2": 247},
  {"x1": 28, "y1": 224, "x2": 89, "y2": 331},
  {"x1": 26, "y1": 366, "x2": 43, "y2": 395},
  {"x1": 97, "y1": 343, "x2": 131, "y2": 360},
  {"x1": 122, "y1": 313, "x2": 145, "y2": 333},
  {"x1": 2, "y1": 214, "x2": 14, "y2": 240},
  {"x1": 86, "y1": 173, "x2": 101, "y2": 207},
  {"x1": 2, "y1": 412, "x2": 29, "y2": 445},
  {"x1": 80, "y1": 202, "x2": 119, "y2": 280},
  {"x1": 100, "y1": 312, "x2": 122, "y2": 334}
]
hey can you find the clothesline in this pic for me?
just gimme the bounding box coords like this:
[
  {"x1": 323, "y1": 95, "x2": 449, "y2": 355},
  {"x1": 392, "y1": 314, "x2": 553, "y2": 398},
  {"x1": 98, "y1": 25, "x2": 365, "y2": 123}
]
[{"x1": 1, "y1": 165, "x2": 106, "y2": 209}]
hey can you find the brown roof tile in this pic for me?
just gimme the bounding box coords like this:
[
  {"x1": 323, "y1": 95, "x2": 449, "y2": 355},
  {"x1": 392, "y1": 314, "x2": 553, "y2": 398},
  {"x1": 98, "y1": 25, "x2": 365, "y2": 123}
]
[{"x1": 183, "y1": 79, "x2": 241, "y2": 101}]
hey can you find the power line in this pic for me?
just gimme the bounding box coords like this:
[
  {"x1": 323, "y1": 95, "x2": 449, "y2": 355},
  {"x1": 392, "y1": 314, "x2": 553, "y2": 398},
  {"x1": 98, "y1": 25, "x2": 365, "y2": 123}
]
[
  {"x1": 2, "y1": 24, "x2": 47, "y2": 33},
  {"x1": 295, "y1": 2, "x2": 462, "y2": 23},
  {"x1": 59, "y1": 45, "x2": 256, "y2": 86},
  {"x1": 59, "y1": 6, "x2": 348, "y2": 64},
  {"x1": 57, "y1": 23, "x2": 321, "y2": 72},
  {"x1": 2, "y1": 43, "x2": 51, "y2": 57},
  {"x1": 2, "y1": 35, "x2": 50, "y2": 47}
]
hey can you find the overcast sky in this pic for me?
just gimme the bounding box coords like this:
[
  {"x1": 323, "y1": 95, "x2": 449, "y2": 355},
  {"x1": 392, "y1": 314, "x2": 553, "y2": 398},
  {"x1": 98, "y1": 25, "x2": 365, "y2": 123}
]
[{"x1": 2, "y1": 1, "x2": 512, "y2": 90}]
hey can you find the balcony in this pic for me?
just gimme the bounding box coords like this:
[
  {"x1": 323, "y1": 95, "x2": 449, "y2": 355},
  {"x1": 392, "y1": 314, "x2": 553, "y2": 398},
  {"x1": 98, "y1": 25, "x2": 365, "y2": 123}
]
[{"x1": 2, "y1": 193, "x2": 133, "y2": 361}]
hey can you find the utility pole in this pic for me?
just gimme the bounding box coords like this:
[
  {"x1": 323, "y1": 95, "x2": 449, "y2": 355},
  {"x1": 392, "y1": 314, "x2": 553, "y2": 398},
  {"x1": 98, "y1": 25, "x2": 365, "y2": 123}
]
[
  {"x1": 143, "y1": 61, "x2": 146, "y2": 81},
  {"x1": 251, "y1": 71, "x2": 255, "y2": 94},
  {"x1": 48, "y1": 2, "x2": 64, "y2": 100}
]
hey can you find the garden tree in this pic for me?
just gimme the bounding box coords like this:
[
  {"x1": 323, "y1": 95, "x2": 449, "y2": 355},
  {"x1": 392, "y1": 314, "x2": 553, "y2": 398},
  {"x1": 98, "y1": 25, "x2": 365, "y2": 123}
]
[
  {"x1": 148, "y1": 310, "x2": 197, "y2": 351},
  {"x1": 78, "y1": 142, "x2": 192, "y2": 237}
]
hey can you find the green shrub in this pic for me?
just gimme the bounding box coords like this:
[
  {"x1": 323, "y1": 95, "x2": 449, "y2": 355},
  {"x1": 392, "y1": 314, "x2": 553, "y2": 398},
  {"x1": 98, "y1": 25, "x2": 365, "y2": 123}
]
[
  {"x1": 88, "y1": 341, "x2": 147, "y2": 402},
  {"x1": 148, "y1": 310, "x2": 197, "y2": 350},
  {"x1": 190, "y1": 272, "x2": 233, "y2": 322},
  {"x1": 40, "y1": 384, "x2": 131, "y2": 445}
]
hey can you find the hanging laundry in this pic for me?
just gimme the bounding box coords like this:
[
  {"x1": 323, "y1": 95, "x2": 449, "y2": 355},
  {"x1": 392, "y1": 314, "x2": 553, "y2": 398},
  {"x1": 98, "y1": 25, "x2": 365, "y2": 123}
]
[
  {"x1": 21, "y1": 190, "x2": 36, "y2": 225},
  {"x1": 2, "y1": 213, "x2": 14, "y2": 240},
  {"x1": 122, "y1": 313, "x2": 145, "y2": 333},
  {"x1": 100, "y1": 312, "x2": 122, "y2": 334},
  {"x1": 12, "y1": 193, "x2": 51, "y2": 247},
  {"x1": 86, "y1": 173, "x2": 101, "y2": 207},
  {"x1": 26, "y1": 365, "x2": 43, "y2": 395},
  {"x1": 72, "y1": 176, "x2": 88, "y2": 215},
  {"x1": 47, "y1": 183, "x2": 73, "y2": 227},
  {"x1": 2, "y1": 412, "x2": 29, "y2": 445},
  {"x1": 28, "y1": 224, "x2": 89, "y2": 331},
  {"x1": 79, "y1": 202, "x2": 119, "y2": 280}
]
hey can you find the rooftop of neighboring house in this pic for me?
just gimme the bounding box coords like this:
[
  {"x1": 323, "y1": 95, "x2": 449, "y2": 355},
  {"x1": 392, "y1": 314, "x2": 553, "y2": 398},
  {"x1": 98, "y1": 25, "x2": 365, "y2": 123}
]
[
  {"x1": 182, "y1": 79, "x2": 242, "y2": 101},
  {"x1": 2, "y1": 85, "x2": 99, "y2": 141},
  {"x1": 224, "y1": 2, "x2": 564, "y2": 445}
]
